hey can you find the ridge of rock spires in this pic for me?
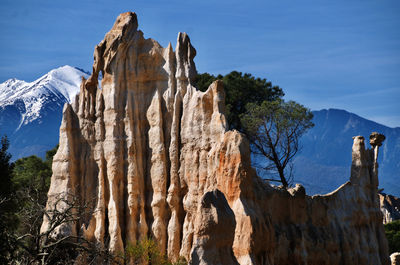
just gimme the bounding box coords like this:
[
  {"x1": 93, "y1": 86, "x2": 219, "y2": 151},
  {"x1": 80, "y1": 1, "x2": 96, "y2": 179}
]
[{"x1": 42, "y1": 12, "x2": 391, "y2": 265}]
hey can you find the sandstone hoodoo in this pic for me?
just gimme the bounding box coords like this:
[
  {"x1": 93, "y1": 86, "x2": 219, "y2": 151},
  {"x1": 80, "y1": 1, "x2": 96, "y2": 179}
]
[{"x1": 42, "y1": 12, "x2": 391, "y2": 264}]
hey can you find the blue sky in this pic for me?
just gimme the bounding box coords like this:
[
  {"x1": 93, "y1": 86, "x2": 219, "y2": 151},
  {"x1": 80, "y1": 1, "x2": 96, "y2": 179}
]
[{"x1": 1, "y1": 0, "x2": 399, "y2": 127}]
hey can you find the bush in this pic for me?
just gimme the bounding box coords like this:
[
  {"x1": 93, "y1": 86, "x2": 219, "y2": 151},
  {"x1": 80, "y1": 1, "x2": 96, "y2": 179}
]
[
  {"x1": 125, "y1": 238, "x2": 187, "y2": 265},
  {"x1": 385, "y1": 220, "x2": 400, "y2": 253}
]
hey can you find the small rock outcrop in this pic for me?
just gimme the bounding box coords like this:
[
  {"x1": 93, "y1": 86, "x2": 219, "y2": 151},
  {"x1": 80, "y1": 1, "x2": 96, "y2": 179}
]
[
  {"x1": 42, "y1": 12, "x2": 390, "y2": 265},
  {"x1": 391, "y1": 253, "x2": 400, "y2": 265},
  {"x1": 380, "y1": 193, "x2": 400, "y2": 224}
]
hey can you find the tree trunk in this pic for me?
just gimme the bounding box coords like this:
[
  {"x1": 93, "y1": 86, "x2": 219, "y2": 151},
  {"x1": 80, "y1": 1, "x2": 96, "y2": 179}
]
[{"x1": 278, "y1": 167, "x2": 288, "y2": 188}]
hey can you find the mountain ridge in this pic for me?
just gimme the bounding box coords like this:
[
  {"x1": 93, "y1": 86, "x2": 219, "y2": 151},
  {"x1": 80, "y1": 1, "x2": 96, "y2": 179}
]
[
  {"x1": 293, "y1": 108, "x2": 400, "y2": 196},
  {"x1": 314, "y1": 108, "x2": 399, "y2": 129},
  {"x1": 0, "y1": 65, "x2": 89, "y2": 159}
]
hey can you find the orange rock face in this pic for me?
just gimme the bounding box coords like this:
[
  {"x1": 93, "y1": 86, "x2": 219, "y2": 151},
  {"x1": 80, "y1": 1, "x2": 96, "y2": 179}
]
[{"x1": 42, "y1": 12, "x2": 390, "y2": 265}]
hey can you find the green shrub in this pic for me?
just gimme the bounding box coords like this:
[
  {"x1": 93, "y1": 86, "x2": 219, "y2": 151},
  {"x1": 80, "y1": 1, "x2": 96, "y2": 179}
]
[
  {"x1": 125, "y1": 238, "x2": 187, "y2": 265},
  {"x1": 384, "y1": 220, "x2": 400, "y2": 253}
]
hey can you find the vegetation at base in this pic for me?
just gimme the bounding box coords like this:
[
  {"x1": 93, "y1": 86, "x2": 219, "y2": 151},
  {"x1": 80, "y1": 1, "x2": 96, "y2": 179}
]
[
  {"x1": 385, "y1": 220, "x2": 400, "y2": 253},
  {"x1": 0, "y1": 139, "x2": 59, "y2": 264},
  {"x1": 125, "y1": 238, "x2": 187, "y2": 265},
  {"x1": 13, "y1": 146, "x2": 56, "y2": 203},
  {"x1": 0, "y1": 135, "x2": 18, "y2": 264},
  {"x1": 12, "y1": 145, "x2": 58, "y2": 235}
]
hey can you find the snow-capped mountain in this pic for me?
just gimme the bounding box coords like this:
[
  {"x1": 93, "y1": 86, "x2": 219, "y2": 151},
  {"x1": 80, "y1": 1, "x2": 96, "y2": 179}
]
[
  {"x1": 0, "y1": 65, "x2": 89, "y2": 159},
  {"x1": 0, "y1": 65, "x2": 88, "y2": 127}
]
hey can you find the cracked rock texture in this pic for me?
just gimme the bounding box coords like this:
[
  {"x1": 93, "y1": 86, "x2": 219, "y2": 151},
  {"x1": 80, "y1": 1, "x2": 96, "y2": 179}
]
[{"x1": 42, "y1": 12, "x2": 390, "y2": 265}]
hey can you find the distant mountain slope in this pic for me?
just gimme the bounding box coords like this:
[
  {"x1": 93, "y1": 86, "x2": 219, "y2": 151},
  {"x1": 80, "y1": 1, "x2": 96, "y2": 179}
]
[
  {"x1": 0, "y1": 66, "x2": 89, "y2": 159},
  {"x1": 293, "y1": 109, "x2": 400, "y2": 196}
]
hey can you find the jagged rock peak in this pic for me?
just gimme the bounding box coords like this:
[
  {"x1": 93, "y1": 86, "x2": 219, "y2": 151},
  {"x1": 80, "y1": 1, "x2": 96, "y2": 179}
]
[
  {"x1": 83, "y1": 11, "x2": 196, "y2": 94},
  {"x1": 85, "y1": 12, "x2": 138, "y2": 90},
  {"x1": 42, "y1": 12, "x2": 390, "y2": 265}
]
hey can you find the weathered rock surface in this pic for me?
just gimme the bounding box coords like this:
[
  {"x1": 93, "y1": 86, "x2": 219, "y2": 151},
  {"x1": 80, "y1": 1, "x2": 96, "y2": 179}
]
[
  {"x1": 380, "y1": 193, "x2": 400, "y2": 224},
  {"x1": 42, "y1": 12, "x2": 391, "y2": 265}
]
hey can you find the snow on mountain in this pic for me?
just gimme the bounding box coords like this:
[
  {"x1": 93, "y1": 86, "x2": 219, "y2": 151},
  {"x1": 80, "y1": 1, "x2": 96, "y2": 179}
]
[
  {"x1": 0, "y1": 65, "x2": 88, "y2": 129},
  {"x1": 0, "y1": 65, "x2": 89, "y2": 160}
]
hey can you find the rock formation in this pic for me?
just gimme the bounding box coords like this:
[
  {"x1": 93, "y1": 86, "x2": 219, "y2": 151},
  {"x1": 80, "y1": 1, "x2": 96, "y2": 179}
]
[
  {"x1": 380, "y1": 193, "x2": 400, "y2": 224},
  {"x1": 42, "y1": 12, "x2": 391, "y2": 265},
  {"x1": 391, "y1": 253, "x2": 400, "y2": 265}
]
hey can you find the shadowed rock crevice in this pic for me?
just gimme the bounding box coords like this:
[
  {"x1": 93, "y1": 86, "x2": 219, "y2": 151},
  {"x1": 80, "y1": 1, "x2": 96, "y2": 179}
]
[
  {"x1": 190, "y1": 190, "x2": 239, "y2": 265},
  {"x1": 42, "y1": 12, "x2": 390, "y2": 265}
]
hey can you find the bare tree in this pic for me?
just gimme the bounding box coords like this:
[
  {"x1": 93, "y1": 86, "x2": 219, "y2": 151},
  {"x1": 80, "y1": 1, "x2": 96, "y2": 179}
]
[{"x1": 11, "y1": 192, "x2": 115, "y2": 265}]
